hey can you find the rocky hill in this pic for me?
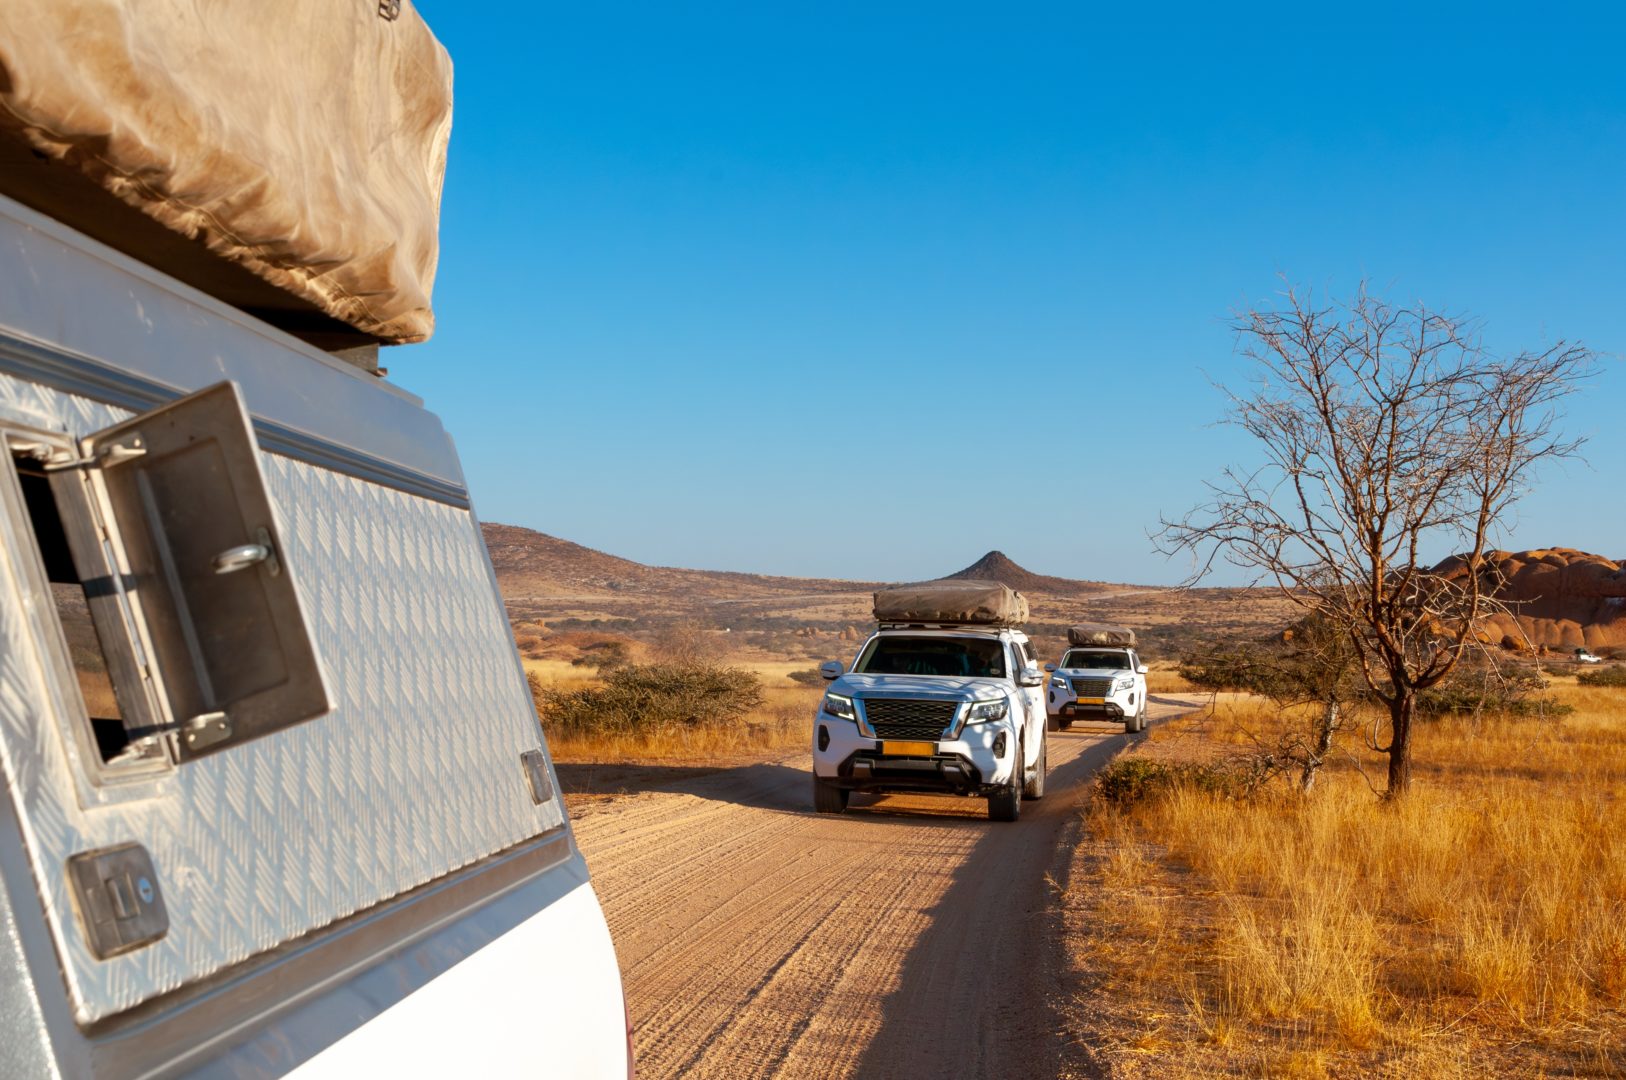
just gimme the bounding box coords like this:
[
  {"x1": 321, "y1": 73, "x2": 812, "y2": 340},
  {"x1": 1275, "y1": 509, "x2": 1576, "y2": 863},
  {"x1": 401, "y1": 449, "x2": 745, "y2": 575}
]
[
  {"x1": 479, "y1": 522, "x2": 1292, "y2": 658},
  {"x1": 484, "y1": 526, "x2": 1114, "y2": 603},
  {"x1": 480, "y1": 522, "x2": 880, "y2": 602},
  {"x1": 944, "y1": 550, "x2": 1106, "y2": 596},
  {"x1": 1435, "y1": 548, "x2": 1626, "y2": 651}
]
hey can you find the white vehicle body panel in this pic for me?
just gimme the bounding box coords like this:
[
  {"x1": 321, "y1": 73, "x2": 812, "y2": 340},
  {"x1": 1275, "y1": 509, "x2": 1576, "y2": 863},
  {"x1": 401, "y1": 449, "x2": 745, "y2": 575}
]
[
  {"x1": 0, "y1": 193, "x2": 628, "y2": 1076},
  {"x1": 293, "y1": 882, "x2": 626, "y2": 1080}
]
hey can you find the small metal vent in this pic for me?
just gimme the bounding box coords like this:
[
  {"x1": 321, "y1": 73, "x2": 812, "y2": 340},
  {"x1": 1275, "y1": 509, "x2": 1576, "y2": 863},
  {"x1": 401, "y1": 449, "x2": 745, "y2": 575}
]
[{"x1": 861, "y1": 698, "x2": 958, "y2": 740}]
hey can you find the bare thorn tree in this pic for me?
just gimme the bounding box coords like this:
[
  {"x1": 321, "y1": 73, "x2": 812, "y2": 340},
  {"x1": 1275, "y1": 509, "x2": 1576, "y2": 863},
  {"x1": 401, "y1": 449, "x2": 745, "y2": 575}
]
[{"x1": 1159, "y1": 283, "x2": 1593, "y2": 797}]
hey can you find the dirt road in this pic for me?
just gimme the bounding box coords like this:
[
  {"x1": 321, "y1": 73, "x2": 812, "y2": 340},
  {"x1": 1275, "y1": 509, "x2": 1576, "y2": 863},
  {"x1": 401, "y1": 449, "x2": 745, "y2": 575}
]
[{"x1": 563, "y1": 695, "x2": 1204, "y2": 1080}]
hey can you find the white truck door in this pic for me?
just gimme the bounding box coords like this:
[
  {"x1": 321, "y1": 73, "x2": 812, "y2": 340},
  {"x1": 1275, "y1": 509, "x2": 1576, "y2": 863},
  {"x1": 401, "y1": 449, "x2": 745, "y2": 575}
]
[{"x1": 1012, "y1": 638, "x2": 1044, "y2": 760}]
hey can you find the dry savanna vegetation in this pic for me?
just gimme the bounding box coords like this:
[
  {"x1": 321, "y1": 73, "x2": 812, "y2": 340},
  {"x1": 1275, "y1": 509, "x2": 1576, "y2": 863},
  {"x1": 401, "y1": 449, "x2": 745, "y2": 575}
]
[
  {"x1": 516, "y1": 622, "x2": 819, "y2": 761},
  {"x1": 1063, "y1": 676, "x2": 1626, "y2": 1077}
]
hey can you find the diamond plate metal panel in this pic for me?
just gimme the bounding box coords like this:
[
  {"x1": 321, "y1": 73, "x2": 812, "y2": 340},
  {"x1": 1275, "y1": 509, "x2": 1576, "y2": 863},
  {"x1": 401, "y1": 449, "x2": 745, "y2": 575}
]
[{"x1": 0, "y1": 374, "x2": 562, "y2": 1023}]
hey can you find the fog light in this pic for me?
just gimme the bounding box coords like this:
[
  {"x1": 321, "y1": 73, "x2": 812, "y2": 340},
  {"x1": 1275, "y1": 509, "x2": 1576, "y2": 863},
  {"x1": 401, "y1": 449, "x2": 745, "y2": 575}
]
[
  {"x1": 993, "y1": 731, "x2": 1008, "y2": 758},
  {"x1": 817, "y1": 725, "x2": 830, "y2": 752}
]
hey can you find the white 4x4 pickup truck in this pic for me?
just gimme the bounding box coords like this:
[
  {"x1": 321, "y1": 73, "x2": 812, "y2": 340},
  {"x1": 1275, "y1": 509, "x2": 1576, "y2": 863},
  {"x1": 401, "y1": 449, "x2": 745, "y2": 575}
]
[
  {"x1": 1045, "y1": 623, "x2": 1149, "y2": 733},
  {"x1": 811, "y1": 584, "x2": 1048, "y2": 822}
]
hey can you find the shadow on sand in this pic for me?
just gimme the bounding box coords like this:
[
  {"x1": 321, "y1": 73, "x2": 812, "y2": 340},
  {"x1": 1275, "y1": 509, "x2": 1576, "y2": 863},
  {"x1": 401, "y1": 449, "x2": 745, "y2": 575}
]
[
  {"x1": 846, "y1": 729, "x2": 1137, "y2": 1079},
  {"x1": 554, "y1": 760, "x2": 814, "y2": 813}
]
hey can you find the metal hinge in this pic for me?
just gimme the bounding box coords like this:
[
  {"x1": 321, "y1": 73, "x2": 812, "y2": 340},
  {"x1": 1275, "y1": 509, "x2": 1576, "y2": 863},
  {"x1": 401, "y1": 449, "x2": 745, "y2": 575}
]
[
  {"x1": 36, "y1": 435, "x2": 148, "y2": 472},
  {"x1": 182, "y1": 712, "x2": 232, "y2": 751}
]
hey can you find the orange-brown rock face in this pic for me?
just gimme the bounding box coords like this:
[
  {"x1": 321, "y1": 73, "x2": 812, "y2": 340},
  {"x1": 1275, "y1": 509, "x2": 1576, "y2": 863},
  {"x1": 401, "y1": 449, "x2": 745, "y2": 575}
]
[{"x1": 1435, "y1": 549, "x2": 1626, "y2": 650}]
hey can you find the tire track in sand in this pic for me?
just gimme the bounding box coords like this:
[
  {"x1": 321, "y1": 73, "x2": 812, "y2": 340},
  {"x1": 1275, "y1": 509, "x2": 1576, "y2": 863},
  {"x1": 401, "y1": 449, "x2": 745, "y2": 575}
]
[{"x1": 569, "y1": 696, "x2": 1206, "y2": 1079}]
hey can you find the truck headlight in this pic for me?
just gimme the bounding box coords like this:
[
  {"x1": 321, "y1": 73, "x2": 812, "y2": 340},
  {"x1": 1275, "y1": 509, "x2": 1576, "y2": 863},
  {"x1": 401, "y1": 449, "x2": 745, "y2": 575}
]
[
  {"x1": 1114, "y1": 676, "x2": 1135, "y2": 693},
  {"x1": 1050, "y1": 677, "x2": 1070, "y2": 694},
  {"x1": 822, "y1": 692, "x2": 857, "y2": 722},
  {"x1": 965, "y1": 699, "x2": 1008, "y2": 723}
]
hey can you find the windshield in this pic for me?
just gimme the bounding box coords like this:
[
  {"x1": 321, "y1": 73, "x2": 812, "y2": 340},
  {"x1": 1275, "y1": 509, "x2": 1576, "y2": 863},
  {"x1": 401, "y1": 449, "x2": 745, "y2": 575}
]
[
  {"x1": 1061, "y1": 649, "x2": 1129, "y2": 670},
  {"x1": 856, "y1": 636, "x2": 1007, "y2": 678}
]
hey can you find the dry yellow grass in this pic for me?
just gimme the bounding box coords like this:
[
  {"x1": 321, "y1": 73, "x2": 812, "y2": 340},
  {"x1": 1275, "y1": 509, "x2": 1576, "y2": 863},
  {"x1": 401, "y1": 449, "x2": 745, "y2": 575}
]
[
  {"x1": 1145, "y1": 661, "x2": 1197, "y2": 694},
  {"x1": 736, "y1": 659, "x2": 824, "y2": 687},
  {"x1": 528, "y1": 660, "x2": 818, "y2": 762},
  {"x1": 520, "y1": 656, "x2": 600, "y2": 692},
  {"x1": 1067, "y1": 684, "x2": 1626, "y2": 1076}
]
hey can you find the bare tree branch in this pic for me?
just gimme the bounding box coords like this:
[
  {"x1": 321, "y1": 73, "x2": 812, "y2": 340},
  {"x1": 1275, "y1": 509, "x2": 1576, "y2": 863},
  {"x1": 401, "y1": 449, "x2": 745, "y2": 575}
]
[{"x1": 1157, "y1": 282, "x2": 1594, "y2": 796}]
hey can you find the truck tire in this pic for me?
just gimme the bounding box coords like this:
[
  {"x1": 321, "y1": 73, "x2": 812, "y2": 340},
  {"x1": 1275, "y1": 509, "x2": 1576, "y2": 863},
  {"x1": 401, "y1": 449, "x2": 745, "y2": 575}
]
[
  {"x1": 812, "y1": 777, "x2": 849, "y2": 814},
  {"x1": 1046, "y1": 713, "x2": 1058, "y2": 733},
  {"x1": 1059, "y1": 717, "x2": 1073, "y2": 731},
  {"x1": 1023, "y1": 730, "x2": 1047, "y2": 800},
  {"x1": 989, "y1": 738, "x2": 1022, "y2": 821}
]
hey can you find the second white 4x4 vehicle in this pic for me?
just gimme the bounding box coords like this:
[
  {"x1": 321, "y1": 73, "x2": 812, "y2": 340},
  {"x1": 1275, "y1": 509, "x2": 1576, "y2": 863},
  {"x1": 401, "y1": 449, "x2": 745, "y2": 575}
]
[
  {"x1": 1046, "y1": 623, "x2": 1150, "y2": 733},
  {"x1": 812, "y1": 583, "x2": 1048, "y2": 822}
]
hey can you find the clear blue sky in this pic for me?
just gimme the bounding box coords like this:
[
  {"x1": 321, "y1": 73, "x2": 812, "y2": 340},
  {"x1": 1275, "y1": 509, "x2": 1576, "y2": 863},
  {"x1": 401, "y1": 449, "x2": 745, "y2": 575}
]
[{"x1": 400, "y1": 2, "x2": 1624, "y2": 586}]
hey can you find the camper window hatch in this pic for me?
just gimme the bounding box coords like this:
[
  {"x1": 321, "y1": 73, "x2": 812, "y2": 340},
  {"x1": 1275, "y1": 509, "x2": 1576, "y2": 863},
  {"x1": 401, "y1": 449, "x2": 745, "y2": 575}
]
[
  {"x1": 4, "y1": 383, "x2": 332, "y2": 771},
  {"x1": 77, "y1": 381, "x2": 334, "y2": 761}
]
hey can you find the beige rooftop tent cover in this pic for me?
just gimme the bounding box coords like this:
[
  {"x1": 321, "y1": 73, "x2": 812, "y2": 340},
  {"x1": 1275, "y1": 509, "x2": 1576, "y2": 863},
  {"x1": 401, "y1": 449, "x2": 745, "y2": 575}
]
[
  {"x1": 874, "y1": 582, "x2": 1030, "y2": 626},
  {"x1": 0, "y1": 0, "x2": 452, "y2": 344},
  {"x1": 1068, "y1": 624, "x2": 1137, "y2": 647}
]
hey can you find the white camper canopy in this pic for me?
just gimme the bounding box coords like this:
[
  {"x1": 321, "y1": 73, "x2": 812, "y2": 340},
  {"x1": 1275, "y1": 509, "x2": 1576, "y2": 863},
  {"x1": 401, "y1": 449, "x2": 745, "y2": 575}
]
[
  {"x1": 874, "y1": 581, "x2": 1030, "y2": 627},
  {"x1": 0, "y1": 0, "x2": 451, "y2": 346}
]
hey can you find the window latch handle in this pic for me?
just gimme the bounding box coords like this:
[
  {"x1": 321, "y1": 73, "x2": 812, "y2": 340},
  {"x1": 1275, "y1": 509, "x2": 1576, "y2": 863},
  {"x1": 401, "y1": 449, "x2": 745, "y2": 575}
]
[{"x1": 212, "y1": 543, "x2": 269, "y2": 575}]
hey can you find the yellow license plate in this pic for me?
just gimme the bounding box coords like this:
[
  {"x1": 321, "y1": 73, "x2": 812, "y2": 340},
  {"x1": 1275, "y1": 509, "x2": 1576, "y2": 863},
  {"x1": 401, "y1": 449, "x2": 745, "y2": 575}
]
[
  {"x1": 1077, "y1": 697, "x2": 1106, "y2": 705},
  {"x1": 880, "y1": 740, "x2": 937, "y2": 757}
]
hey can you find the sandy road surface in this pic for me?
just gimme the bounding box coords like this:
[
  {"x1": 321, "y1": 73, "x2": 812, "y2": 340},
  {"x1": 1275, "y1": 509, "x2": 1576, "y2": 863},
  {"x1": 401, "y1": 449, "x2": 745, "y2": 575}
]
[{"x1": 563, "y1": 695, "x2": 1204, "y2": 1080}]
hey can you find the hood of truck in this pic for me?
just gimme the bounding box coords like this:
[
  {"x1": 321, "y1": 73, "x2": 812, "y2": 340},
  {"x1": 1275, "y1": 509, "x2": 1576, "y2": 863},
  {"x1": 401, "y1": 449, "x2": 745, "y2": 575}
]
[
  {"x1": 830, "y1": 673, "x2": 1010, "y2": 701},
  {"x1": 1059, "y1": 665, "x2": 1131, "y2": 677}
]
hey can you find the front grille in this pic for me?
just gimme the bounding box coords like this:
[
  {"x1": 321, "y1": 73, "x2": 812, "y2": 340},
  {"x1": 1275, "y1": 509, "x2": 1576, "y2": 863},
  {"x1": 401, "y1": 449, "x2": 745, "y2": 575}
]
[
  {"x1": 1071, "y1": 678, "x2": 1114, "y2": 697},
  {"x1": 861, "y1": 698, "x2": 958, "y2": 740}
]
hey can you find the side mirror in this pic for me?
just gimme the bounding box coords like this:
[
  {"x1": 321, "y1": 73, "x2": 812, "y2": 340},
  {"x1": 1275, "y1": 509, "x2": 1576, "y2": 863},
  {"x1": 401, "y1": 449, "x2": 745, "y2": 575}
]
[
  {"x1": 1136, "y1": 664, "x2": 1149, "y2": 675},
  {"x1": 1018, "y1": 665, "x2": 1044, "y2": 688},
  {"x1": 819, "y1": 660, "x2": 845, "y2": 681},
  {"x1": 1043, "y1": 662, "x2": 1057, "y2": 673}
]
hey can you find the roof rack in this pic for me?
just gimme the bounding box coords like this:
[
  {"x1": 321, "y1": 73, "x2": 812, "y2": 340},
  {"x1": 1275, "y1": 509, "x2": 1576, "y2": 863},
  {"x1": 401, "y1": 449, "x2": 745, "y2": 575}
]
[{"x1": 877, "y1": 622, "x2": 1010, "y2": 632}]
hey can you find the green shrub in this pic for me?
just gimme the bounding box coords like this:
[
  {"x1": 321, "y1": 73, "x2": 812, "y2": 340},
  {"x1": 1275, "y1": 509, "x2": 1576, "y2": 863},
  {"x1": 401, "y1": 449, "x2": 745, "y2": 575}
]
[
  {"x1": 787, "y1": 668, "x2": 826, "y2": 687},
  {"x1": 1093, "y1": 756, "x2": 1271, "y2": 806},
  {"x1": 1415, "y1": 668, "x2": 1573, "y2": 718},
  {"x1": 1177, "y1": 645, "x2": 1279, "y2": 694},
  {"x1": 570, "y1": 640, "x2": 630, "y2": 671},
  {"x1": 1578, "y1": 664, "x2": 1626, "y2": 688},
  {"x1": 531, "y1": 662, "x2": 764, "y2": 737}
]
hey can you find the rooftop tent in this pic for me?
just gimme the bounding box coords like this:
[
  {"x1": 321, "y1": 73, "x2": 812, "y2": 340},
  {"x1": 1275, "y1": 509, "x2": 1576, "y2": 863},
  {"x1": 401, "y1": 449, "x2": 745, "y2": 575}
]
[
  {"x1": 0, "y1": 0, "x2": 452, "y2": 352},
  {"x1": 1067, "y1": 623, "x2": 1137, "y2": 647},
  {"x1": 874, "y1": 581, "x2": 1030, "y2": 627}
]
